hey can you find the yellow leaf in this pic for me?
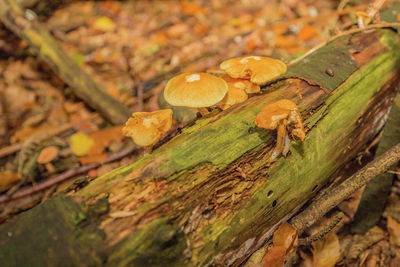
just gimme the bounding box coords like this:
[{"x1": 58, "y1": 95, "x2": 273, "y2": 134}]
[
  {"x1": 311, "y1": 232, "x2": 340, "y2": 267},
  {"x1": 388, "y1": 216, "x2": 400, "y2": 247},
  {"x1": 70, "y1": 132, "x2": 94, "y2": 156},
  {"x1": 93, "y1": 16, "x2": 116, "y2": 32}
]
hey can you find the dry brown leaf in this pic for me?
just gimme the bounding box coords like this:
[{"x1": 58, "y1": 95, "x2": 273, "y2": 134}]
[
  {"x1": 273, "y1": 222, "x2": 298, "y2": 250},
  {"x1": 262, "y1": 246, "x2": 286, "y2": 267},
  {"x1": 311, "y1": 232, "x2": 340, "y2": 267},
  {"x1": 0, "y1": 171, "x2": 21, "y2": 192},
  {"x1": 388, "y1": 216, "x2": 400, "y2": 247}
]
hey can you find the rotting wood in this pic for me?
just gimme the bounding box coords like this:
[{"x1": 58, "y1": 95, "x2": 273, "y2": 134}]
[
  {"x1": 0, "y1": 0, "x2": 131, "y2": 125},
  {"x1": 1, "y1": 27, "x2": 400, "y2": 267}
]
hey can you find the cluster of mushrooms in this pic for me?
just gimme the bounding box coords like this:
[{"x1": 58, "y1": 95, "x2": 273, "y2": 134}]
[{"x1": 122, "y1": 56, "x2": 306, "y2": 158}]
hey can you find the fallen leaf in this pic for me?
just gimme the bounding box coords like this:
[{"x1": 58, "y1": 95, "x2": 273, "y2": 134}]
[
  {"x1": 79, "y1": 153, "x2": 107, "y2": 164},
  {"x1": 311, "y1": 232, "x2": 340, "y2": 267},
  {"x1": 262, "y1": 246, "x2": 286, "y2": 267},
  {"x1": 298, "y1": 25, "x2": 318, "y2": 41},
  {"x1": 0, "y1": 171, "x2": 21, "y2": 192},
  {"x1": 70, "y1": 132, "x2": 95, "y2": 156},
  {"x1": 180, "y1": 2, "x2": 208, "y2": 16},
  {"x1": 388, "y1": 216, "x2": 400, "y2": 247},
  {"x1": 273, "y1": 223, "x2": 298, "y2": 249},
  {"x1": 93, "y1": 16, "x2": 116, "y2": 32},
  {"x1": 88, "y1": 126, "x2": 124, "y2": 155}
]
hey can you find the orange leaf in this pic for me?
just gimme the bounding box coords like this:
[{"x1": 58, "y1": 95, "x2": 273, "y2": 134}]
[
  {"x1": 262, "y1": 246, "x2": 286, "y2": 267},
  {"x1": 298, "y1": 25, "x2": 318, "y2": 41},
  {"x1": 388, "y1": 216, "x2": 400, "y2": 247},
  {"x1": 0, "y1": 171, "x2": 21, "y2": 192},
  {"x1": 88, "y1": 126, "x2": 124, "y2": 155},
  {"x1": 274, "y1": 36, "x2": 298, "y2": 48},
  {"x1": 180, "y1": 2, "x2": 208, "y2": 16},
  {"x1": 79, "y1": 153, "x2": 107, "y2": 164},
  {"x1": 273, "y1": 223, "x2": 298, "y2": 250},
  {"x1": 397, "y1": 14, "x2": 400, "y2": 21},
  {"x1": 37, "y1": 146, "x2": 59, "y2": 164},
  {"x1": 311, "y1": 232, "x2": 340, "y2": 267}
]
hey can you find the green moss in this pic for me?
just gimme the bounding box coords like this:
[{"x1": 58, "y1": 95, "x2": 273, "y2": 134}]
[
  {"x1": 0, "y1": 196, "x2": 105, "y2": 266},
  {"x1": 108, "y1": 218, "x2": 187, "y2": 267}
]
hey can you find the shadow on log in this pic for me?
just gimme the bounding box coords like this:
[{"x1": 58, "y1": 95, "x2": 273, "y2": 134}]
[{"x1": 1, "y1": 27, "x2": 400, "y2": 267}]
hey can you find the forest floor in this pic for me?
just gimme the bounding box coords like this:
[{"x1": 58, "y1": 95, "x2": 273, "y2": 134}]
[{"x1": 0, "y1": 0, "x2": 400, "y2": 266}]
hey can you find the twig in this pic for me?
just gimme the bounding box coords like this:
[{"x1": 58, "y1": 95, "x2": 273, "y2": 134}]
[
  {"x1": 298, "y1": 212, "x2": 344, "y2": 246},
  {"x1": 0, "y1": 145, "x2": 137, "y2": 204},
  {"x1": 290, "y1": 143, "x2": 400, "y2": 233}
]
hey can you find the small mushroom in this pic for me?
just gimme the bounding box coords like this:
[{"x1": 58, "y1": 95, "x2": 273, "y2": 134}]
[
  {"x1": 255, "y1": 99, "x2": 305, "y2": 159},
  {"x1": 37, "y1": 146, "x2": 59, "y2": 173},
  {"x1": 354, "y1": 11, "x2": 371, "y2": 29},
  {"x1": 122, "y1": 109, "x2": 173, "y2": 154},
  {"x1": 220, "y1": 56, "x2": 287, "y2": 85},
  {"x1": 163, "y1": 73, "x2": 228, "y2": 115}
]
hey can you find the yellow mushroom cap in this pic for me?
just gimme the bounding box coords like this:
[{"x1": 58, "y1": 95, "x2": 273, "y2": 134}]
[
  {"x1": 164, "y1": 73, "x2": 228, "y2": 108},
  {"x1": 255, "y1": 99, "x2": 298, "y2": 129},
  {"x1": 220, "y1": 56, "x2": 287, "y2": 85},
  {"x1": 217, "y1": 84, "x2": 249, "y2": 110},
  {"x1": 122, "y1": 109, "x2": 173, "y2": 147}
]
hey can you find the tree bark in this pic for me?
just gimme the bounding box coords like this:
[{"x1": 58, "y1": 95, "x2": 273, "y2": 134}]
[
  {"x1": 1, "y1": 27, "x2": 400, "y2": 266},
  {"x1": 0, "y1": 0, "x2": 131, "y2": 125}
]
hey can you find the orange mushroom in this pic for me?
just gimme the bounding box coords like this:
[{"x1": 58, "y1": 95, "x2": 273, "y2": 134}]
[
  {"x1": 220, "y1": 56, "x2": 287, "y2": 85},
  {"x1": 217, "y1": 84, "x2": 249, "y2": 110},
  {"x1": 122, "y1": 109, "x2": 173, "y2": 154},
  {"x1": 163, "y1": 73, "x2": 228, "y2": 115},
  {"x1": 255, "y1": 99, "x2": 305, "y2": 159}
]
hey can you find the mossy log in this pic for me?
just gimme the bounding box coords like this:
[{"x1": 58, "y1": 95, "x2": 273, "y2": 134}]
[
  {"x1": 0, "y1": 0, "x2": 131, "y2": 124},
  {"x1": 1, "y1": 27, "x2": 400, "y2": 266}
]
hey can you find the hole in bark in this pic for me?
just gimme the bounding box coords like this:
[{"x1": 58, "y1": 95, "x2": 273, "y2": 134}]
[
  {"x1": 272, "y1": 200, "x2": 277, "y2": 207},
  {"x1": 267, "y1": 190, "x2": 273, "y2": 197},
  {"x1": 312, "y1": 185, "x2": 318, "y2": 192}
]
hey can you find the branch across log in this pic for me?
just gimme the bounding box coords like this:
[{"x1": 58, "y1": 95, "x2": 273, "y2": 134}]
[{"x1": 1, "y1": 27, "x2": 400, "y2": 266}]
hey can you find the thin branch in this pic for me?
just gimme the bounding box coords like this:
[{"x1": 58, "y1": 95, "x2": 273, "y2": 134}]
[
  {"x1": 290, "y1": 143, "x2": 400, "y2": 233},
  {"x1": 0, "y1": 145, "x2": 137, "y2": 204}
]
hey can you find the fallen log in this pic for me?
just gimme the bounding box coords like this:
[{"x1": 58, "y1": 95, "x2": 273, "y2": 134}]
[{"x1": 1, "y1": 25, "x2": 400, "y2": 266}]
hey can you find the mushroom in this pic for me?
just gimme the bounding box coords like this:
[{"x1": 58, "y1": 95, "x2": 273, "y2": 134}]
[
  {"x1": 255, "y1": 99, "x2": 305, "y2": 159},
  {"x1": 220, "y1": 56, "x2": 287, "y2": 85},
  {"x1": 122, "y1": 109, "x2": 173, "y2": 154},
  {"x1": 37, "y1": 146, "x2": 59, "y2": 173},
  {"x1": 216, "y1": 84, "x2": 249, "y2": 110},
  {"x1": 354, "y1": 11, "x2": 371, "y2": 29},
  {"x1": 163, "y1": 73, "x2": 228, "y2": 115}
]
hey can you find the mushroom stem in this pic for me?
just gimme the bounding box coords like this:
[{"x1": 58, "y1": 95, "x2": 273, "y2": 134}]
[
  {"x1": 282, "y1": 132, "x2": 291, "y2": 157},
  {"x1": 271, "y1": 120, "x2": 287, "y2": 159},
  {"x1": 143, "y1": 146, "x2": 153, "y2": 156}
]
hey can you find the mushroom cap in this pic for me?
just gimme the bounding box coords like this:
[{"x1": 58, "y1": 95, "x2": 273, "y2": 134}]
[
  {"x1": 220, "y1": 56, "x2": 287, "y2": 85},
  {"x1": 217, "y1": 84, "x2": 249, "y2": 110},
  {"x1": 255, "y1": 99, "x2": 298, "y2": 129},
  {"x1": 37, "y1": 146, "x2": 59, "y2": 164},
  {"x1": 122, "y1": 109, "x2": 173, "y2": 147},
  {"x1": 220, "y1": 74, "x2": 261, "y2": 94},
  {"x1": 164, "y1": 73, "x2": 228, "y2": 108}
]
